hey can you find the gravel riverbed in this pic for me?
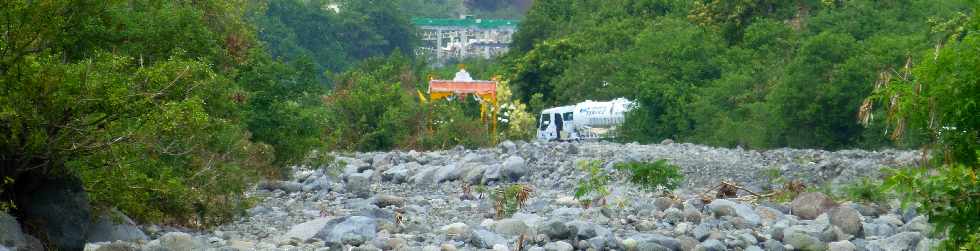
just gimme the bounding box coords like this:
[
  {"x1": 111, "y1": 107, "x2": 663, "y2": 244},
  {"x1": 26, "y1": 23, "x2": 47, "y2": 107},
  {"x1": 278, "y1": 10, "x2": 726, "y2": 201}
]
[{"x1": 79, "y1": 141, "x2": 937, "y2": 251}]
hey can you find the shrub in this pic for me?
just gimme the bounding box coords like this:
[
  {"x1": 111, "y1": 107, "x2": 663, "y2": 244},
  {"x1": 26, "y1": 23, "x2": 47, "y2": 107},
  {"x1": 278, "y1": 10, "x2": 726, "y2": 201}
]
[
  {"x1": 884, "y1": 166, "x2": 980, "y2": 249},
  {"x1": 840, "y1": 177, "x2": 889, "y2": 204},
  {"x1": 860, "y1": 10, "x2": 980, "y2": 248},
  {"x1": 614, "y1": 160, "x2": 684, "y2": 191},
  {"x1": 490, "y1": 184, "x2": 534, "y2": 219},
  {"x1": 574, "y1": 160, "x2": 611, "y2": 208}
]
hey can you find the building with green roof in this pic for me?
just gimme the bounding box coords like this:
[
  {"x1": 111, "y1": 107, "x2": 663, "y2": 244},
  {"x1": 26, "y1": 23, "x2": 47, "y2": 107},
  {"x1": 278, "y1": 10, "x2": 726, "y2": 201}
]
[{"x1": 412, "y1": 16, "x2": 520, "y2": 64}]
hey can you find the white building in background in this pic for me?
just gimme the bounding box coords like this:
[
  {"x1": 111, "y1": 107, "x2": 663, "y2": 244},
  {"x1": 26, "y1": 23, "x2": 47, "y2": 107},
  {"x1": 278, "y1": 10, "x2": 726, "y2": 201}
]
[{"x1": 413, "y1": 15, "x2": 519, "y2": 65}]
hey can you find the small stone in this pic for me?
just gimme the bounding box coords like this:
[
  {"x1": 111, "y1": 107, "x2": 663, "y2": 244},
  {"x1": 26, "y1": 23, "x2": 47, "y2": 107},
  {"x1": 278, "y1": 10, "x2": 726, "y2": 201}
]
[
  {"x1": 623, "y1": 238, "x2": 638, "y2": 251},
  {"x1": 763, "y1": 239, "x2": 786, "y2": 251},
  {"x1": 755, "y1": 206, "x2": 785, "y2": 226},
  {"x1": 373, "y1": 194, "x2": 406, "y2": 208},
  {"x1": 674, "y1": 222, "x2": 692, "y2": 236},
  {"x1": 663, "y1": 208, "x2": 684, "y2": 224},
  {"x1": 683, "y1": 206, "x2": 702, "y2": 224},
  {"x1": 543, "y1": 241, "x2": 574, "y2": 251},
  {"x1": 654, "y1": 197, "x2": 674, "y2": 211},
  {"x1": 828, "y1": 240, "x2": 855, "y2": 251},
  {"x1": 440, "y1": 243, "x2": 457, "y2": 251},
  {"x1": 697, "y1": 239, "x2": 726, "y2": 251}
]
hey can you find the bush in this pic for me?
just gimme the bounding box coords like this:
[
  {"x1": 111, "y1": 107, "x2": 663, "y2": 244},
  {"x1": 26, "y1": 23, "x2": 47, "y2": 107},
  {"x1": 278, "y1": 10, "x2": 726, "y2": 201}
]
[
  {"x1": 574, "y1": 160, "x2": 611, "y2": 208},
  {"x1": 840, "y1": 177, "x2": 889, "y2": 204},
  {"x1": 614, "y1": 160, "x2": 684, "y2": 191},
  {"x1": 490, "y1": 184, "x2": 534, "y2": 219},
  {"x1": 885, "y1": 166, "x2": 980, "y2": 249},
  {"x1": 861, "y1": 10, "x2": 980, "y2": 248}
]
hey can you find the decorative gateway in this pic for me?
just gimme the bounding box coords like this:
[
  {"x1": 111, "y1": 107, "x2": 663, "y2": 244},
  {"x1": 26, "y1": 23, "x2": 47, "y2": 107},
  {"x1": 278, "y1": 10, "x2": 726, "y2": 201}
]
[
  {"x1": 425, "y1": 68, "x2": 499, "y2": 142},
  {"x1": 536, "y1": 98, "x2": 635, "y2": 141}
]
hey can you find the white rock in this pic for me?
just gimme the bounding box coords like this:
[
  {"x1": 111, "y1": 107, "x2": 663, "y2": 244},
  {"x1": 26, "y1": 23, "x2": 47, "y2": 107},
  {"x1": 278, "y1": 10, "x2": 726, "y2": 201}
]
[
  {"x1": 440, "y1": 223, "x2": 469, "y2": 237},
  {"x1": 279, "y1": 218, "x2": 331, "y2": 243},
  {"x1": 492, "y1": 244, "x2": 510, "y2": 251}
]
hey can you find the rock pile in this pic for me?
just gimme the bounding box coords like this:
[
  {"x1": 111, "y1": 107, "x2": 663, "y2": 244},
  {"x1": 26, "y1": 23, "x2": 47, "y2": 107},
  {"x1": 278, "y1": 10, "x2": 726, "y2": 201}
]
[{"x1": 19, "y1": 140, "x2": 936, "y2": 251}]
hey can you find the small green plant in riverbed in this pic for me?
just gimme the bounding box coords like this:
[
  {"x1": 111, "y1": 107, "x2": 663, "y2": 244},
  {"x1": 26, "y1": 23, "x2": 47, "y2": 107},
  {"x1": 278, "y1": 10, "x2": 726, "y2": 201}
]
[
  {"x1": 491, "y1": 184, "x2": 534, "y2": 219},
  {"x1": 575, "y1": 160, "x2": 610, "y2": 208},
  {"x1": 841, "y1": 177, "x2": 889, "y2": 204},
  {"x1": 614, "y1": 160, "x2": 684, "y2": 191}
]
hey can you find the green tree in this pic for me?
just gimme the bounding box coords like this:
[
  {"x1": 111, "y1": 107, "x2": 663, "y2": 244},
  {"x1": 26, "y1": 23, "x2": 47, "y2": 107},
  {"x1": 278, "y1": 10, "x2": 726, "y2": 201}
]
[{"x1": 865, "y1": 9, "x2": 979, "y2": 248}]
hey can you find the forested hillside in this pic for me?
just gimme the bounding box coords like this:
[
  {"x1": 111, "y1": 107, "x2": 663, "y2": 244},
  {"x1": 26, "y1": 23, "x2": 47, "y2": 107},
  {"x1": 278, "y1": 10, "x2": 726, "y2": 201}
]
[
  {"x1": 505, "y1": 0, "x2": 974, "y2": 150},
  {"x1": 0, "y1": 1, "x2": 530, "y2": 242}
]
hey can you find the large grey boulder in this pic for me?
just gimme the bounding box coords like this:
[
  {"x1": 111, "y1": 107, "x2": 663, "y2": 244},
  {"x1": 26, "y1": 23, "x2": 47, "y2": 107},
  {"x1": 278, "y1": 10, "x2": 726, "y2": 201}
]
[
  {"x1": 866, "y1": 232, "x2": 922, "y2": 251},
  {"x1": 497, "y1": 141, "x2": 518, "y2": 154},
  {"x1": 83, "y1": 241, "x2": 140, "y2": 251},
  {"x1": 346, "y1": 171, "x2": 373, "y2": 198},
  {"x1": 434, "y1": 164, "x2": 465, "y2": 183},
  {"x1": 280, "y1": 218, "x2": 331, "y2": 243},
  {"x1": 0, "y1": 213, "x2": 25, "y2": 249},
  {"x1": 85, "y1": 209, "x2": 148, "y2": 243},
  {"x1": 20, "y1": 177, "x2": 93, "y2": 251},
  {"x1": 697, "y1": 239, "x2": 726, "y2": 251},
  {"x1": 470, "y1": 229, "x2": 507, "y2": 249},
  {"x1": 861, "y1": 223, "x2": 894, "y2": 237},
  {"x1": 828, "y1": 240, "x2": 856, "y2": 251},
  {"x1": 372, "y1": 153, "x2": 396, "y2": 170},
  {"x1": 899, "y1": 215, "x2": 931, "y2": 234},
  {"x1": 494, "y1": 218, "x2": 530, "y2": 236},
  {"x1": 411, "y1": 166, "x2": 441, "y2": 185},
  {"x1": 159, "y1": 232, "x2": 205, "y2": 251},
  {"x1": 315, "y1": 216, "x2": 378, "y2": 246},
  {"x1": 499, "y1": 156, "x2": 528, "y2": 181},
  {"x1": 462, "y1": 164, "x2": 487, "y2": 184},
  {"x1": 258, "y1": 180, "x2": 303, "y2": 193},
  {"x1": 483, "y1": 165, "x2": 503, "y2": 182},
  {"x1": 791, "y1": 192, "x2": 837, "y2": 220},
  {"x1": 538, "y1": 219, "x2": 572, "y2": 240},
  {"x1": 630, "y1": 233, "x2": 681, "y2": 251},
  {"x1": 783, "y1": 231, "x2": 827, "y2": 251},
  {"x1": 708, "y1": 199, "x2": 761, "y2": 226},
  {"x1": 382, "y1": 162, "x2": 419, "y2": 183},
  {"x1": 827, "y1": 206, "x2": 862, "y2": 236}
]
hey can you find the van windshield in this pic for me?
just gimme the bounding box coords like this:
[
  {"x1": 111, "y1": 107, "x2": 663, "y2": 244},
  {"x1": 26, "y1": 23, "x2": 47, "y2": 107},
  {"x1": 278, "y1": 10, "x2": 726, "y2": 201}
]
[{"x1": 539, "y1": 114, "x2": 550, "y2": 131}]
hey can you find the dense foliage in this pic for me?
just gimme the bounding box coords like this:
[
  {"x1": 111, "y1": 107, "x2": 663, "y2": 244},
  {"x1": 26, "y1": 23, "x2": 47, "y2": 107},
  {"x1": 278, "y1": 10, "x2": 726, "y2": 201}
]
[
  {"x1": 322, "y1": 54, "x2": 534, "y2": 152},
  {"x1": 866, "y1": 9, "x2": 980, "y2": 248},
  {"x1": 506, "y1": 0, "x2": 974, "y2": 150},
  {"x1": 0, "y1": 0, "x2": 423, "y2": 227},
  {"x1": 250, "y1": 0, "x2": 418, "y2": 84}
]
